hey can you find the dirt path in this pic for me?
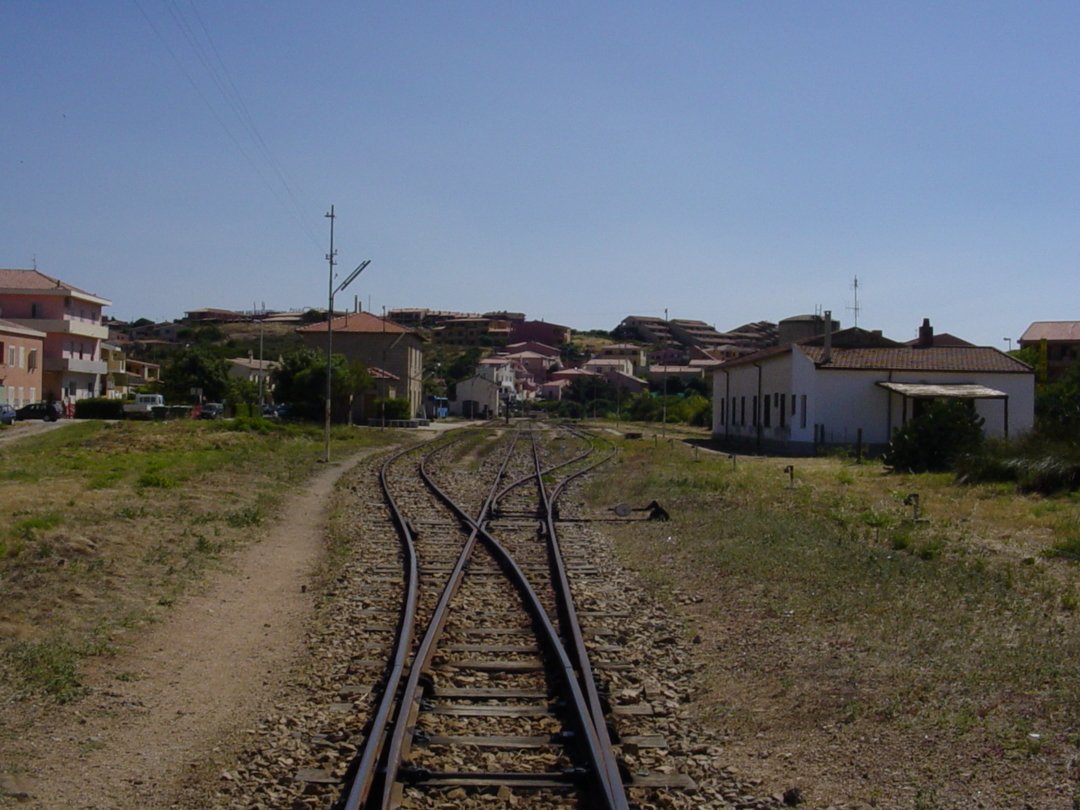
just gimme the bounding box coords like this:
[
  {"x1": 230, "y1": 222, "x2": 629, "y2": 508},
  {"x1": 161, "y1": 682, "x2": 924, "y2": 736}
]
[{"x1": 0, "y1": 451, "x2": 373, "y2": 809}]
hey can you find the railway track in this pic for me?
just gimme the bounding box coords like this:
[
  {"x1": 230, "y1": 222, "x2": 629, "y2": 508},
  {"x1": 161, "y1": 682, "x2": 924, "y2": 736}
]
[
  {"x1": 342, "y1": 424, "x2": 630, "y2": 808},
  {"x1": 218, "y1": 423, "x2": 783, "y2": 810}
]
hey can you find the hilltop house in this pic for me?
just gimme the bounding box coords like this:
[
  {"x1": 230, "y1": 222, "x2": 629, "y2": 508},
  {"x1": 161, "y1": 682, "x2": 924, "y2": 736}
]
[{"x1": 712, "y1": 318, "x2": 1035, "y2": 456}]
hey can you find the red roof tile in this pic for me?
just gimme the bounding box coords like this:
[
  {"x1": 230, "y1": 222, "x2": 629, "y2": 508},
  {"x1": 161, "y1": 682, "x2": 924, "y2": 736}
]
[
  {"x1": 1020, "y1": 321, "x2": 1080, "y2": 342},
  {"x1": 0, "y1": 268, "x2": 109, "y2": 301},
  {"x1": 296, "y1": 311, "x2": 415, "y2": 335},
  {"x1": 801, "y1": 346, "x2": 1031, "y2": 373}
]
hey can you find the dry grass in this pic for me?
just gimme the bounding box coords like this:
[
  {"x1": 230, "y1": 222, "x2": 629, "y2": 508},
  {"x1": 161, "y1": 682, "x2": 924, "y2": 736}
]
[
  {"x1": 585, "y1": 437, "x2": 1080, "y2": 807},
  {"x1": 0, "y1": 419, "x2": 398, "y2": 704}
]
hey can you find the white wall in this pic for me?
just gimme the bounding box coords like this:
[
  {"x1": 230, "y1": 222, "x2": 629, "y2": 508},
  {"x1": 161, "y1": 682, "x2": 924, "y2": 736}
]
[{"x1": 713, "y1": 346, "x2": 1036, "y2": 448}]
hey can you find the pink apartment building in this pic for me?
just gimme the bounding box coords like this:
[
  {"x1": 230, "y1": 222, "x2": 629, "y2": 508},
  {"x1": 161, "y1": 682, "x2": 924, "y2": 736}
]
[
  {"x1": 0, "y1": 318, "x2": 46, "y2": 407},
  {"x1": 0, "y1": 269, "x2": 112, "y2": 404}
]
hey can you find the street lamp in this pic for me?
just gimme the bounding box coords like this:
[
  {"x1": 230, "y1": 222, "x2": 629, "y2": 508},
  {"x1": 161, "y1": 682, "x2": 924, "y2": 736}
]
[
  {"x1": 324, "y1": 205, "x2": 371, "y2": 462},
  {"x1": 1003, "y1": 337, "x2": 1013, "y2": 352},
  {"x1": 662, "y1": 307, "x2": 668, "y2": 438}
]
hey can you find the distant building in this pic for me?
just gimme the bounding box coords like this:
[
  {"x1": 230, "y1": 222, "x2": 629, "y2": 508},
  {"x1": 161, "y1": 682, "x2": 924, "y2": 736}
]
[
  {"x1": 501, "y1": 341, "x2": 560, "y2": 359},
  {"x1": 595, "y1": 343, "x2": 647, "y2": 374},
  {"x1": 1019, "y1": 321, "x2": 1080, "y2": 381},
  {"x1": 298, "y1": 311, "x2": 425, "y2": 419},
  {"x1": 0, "y1": 318, "x2": 46, "y2": 407},
  {"x1": 668, "y1": 319, "x2": 729, "y2": 350},
  {"x1": 778, "y1": 314, "x2": 839, "y2": 345},
  {"x1": 433, "y1": 317, "x2": 512, "y2": 347},
  {"x1": 452, "y1": 374, "x2": 501, "y2": 418},
  {"x1": 184, "y1": 307, "x2": 246, "y2": 323},
  {"x1": 510, "y1": 320, "x2": 571, "y2": 346},
  {"x1": 712, "y1": 318, "x2": 1035, "y2": 456},
  {"x1": 0, "y1": 268, "x2": 111, "y2": 403},
  {"x1": 613, "y1": 315, "x2": 674, "y2": 344}
]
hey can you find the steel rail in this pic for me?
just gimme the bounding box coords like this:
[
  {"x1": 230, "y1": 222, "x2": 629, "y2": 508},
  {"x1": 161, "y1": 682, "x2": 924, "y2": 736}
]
[
  {"x1": 339, "y1": 435, "x2": 461, "y2": 810},
  {"x1": 372, "y1": 430, "x2": 524, "y2": 808},
  {"x1": 423, "y1": 430, "x2": 627, "y2": 810},
  {"x1": 491, "y1": 422, "x2": 594, "y2": 510},
  {"x1": 547, "y1": 426, "x2": 618, "y2": 505},
  {"x1": 530, "y1": 428, "x2": 629, "y2": 810}
]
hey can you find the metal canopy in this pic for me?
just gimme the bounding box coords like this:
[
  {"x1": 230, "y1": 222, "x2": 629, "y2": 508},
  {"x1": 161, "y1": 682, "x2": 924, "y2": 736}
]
[{"x1": 876, "y1": 382, "x2": 1007, "y2": 399}]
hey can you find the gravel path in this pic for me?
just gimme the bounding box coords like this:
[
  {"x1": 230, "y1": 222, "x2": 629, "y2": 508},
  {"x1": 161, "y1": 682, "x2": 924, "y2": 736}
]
[{"x1": 0, "y1": 450, "x2": 375, "y2": 809}]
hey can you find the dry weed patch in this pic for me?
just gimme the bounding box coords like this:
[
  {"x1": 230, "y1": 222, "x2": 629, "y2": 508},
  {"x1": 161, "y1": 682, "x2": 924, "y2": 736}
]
[
  {"x1": 585, "y1": 438, "x2": 1080, "y2": 806},
  {"x1": 0, "y1": 419, "x2": 396, "y2": 704}
]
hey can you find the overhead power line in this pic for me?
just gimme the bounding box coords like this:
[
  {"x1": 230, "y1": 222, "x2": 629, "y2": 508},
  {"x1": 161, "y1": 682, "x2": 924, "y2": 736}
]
[{"x1": 133, "y1": 0, "x2": 323, "y2": 250}]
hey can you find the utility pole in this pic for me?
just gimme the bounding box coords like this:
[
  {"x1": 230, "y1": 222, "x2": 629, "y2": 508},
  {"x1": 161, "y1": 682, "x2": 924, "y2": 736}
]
[
  {"x1": 324, "y1": 206, "x2": 338, "y2": 463},
  {"x1": 322, "y1": 205, "x2": 371, "y2": 462},
  {"x1": 255, "y1": 301, "x2": 265, "y2": 409},
  {"x1": 662, "y1": 307, "x2": 668, "y2": 439}
]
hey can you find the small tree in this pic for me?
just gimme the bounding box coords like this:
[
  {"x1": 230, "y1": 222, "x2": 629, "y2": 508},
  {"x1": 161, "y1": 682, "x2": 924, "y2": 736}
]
[
  {"x1": 227, "y1": 377, "x2": 259, "y2": 417},
  {"x1": 272, "y1": 349, "x2": 371, "y2": 422},
  {"x1": 883, "y1": 399, "x2": 985, "y2": 472},
  {"x1": 162, "y1": 347, "x2": 229, "y2": 403}
]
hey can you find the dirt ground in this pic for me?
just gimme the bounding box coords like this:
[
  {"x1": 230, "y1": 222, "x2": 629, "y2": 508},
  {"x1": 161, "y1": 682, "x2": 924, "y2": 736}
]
[{"x1": 0, "y1": 451, "x2": 368, "y2": 809}]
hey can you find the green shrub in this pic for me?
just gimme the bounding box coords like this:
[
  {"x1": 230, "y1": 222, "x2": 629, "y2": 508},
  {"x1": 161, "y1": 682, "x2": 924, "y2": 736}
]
[
  {"x1": 74, "y1": 398, "x2": 125, "y2": 419},
  {"x1": 955, "y1": 435, "x2": 1080, "y2": 495},
  {"x1": 375, "y1": 397, "x2": 411, "y2": 420},
  {"x1": 883, "y1": 400, "x2": 984, "y2": 473}
]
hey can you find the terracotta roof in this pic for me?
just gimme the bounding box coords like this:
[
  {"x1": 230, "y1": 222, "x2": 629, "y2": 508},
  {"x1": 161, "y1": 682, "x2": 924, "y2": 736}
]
[
  {"x1": 584, "y1": 358, "x2": 629, "y2": 366},
  {"x1": 369, "y1": 366, "x2": 399, "y2": 381},
  {"x1": 503, "y1": 351, "x2": 552, "y2": 360},
  {"x1": 903, "y1": 333, "x2": 976, "y2": 348},
  {"x1": 551, "y1": 368, "x2": 598, "y2": 377},
  {"x1": 1021, "y1": 321, "x2": 1080, "y2": 342},
  {"x1": 0, "y1": 268, "x2": 110, "y2": 303},
  {"x1": 649, "y1": 365, "x2": 703, "y2": 373},
  {"x1": 801, "y1": 346, "x2": 1031, "y2": 373},
  {"x1": 296, "y1": 312, "x2": 414, "y2": 335}
]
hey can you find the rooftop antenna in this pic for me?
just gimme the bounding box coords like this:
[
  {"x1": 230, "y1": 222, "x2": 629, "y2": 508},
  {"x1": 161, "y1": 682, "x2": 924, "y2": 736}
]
[{"x1": 847, "y1": 275, "x2": 861, "y2": 328}]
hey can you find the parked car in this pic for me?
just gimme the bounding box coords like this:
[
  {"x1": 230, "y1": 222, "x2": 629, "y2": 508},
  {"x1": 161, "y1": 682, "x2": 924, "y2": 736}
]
[
  {"x1": 123, "y1": 393, "x2": 165, "y2": 419},
  {"x1": 198, "y1": 402, "x2": 224, "y2": 420},
  {"x1": 0, "y1": 404, "x2": 15, "y2": 425},
  {"x1": 16, "y1": 401, "x2": 62, "y2": 422}
]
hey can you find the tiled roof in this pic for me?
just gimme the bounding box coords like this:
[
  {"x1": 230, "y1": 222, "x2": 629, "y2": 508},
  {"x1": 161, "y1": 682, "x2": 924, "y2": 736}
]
[
  {"x1": 903, "y1": 333, "x2": 975, "y2": 348},
  {"x1": 296, "y1": 312, "x2": 414, "y2": 335},
  {"x1": 0, "y1": 268, "x2": 110, "y2": 302},
  {"x1": 369, "y1": 366, "x2": 399, "y2": 381},
  {"x1": 1021, "y1": 321, "x2": 1080, "y2": 342},
  {"x1": 801, "y1": 345, "x2": 1032, "y2": 373},
  {"x1": 503, "y1": 351, "x2": 552, "y2": 360}
]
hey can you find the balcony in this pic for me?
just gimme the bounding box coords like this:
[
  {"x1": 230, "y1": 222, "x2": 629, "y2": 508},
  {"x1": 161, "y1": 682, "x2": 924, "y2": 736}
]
[
  {"x1": 44, "y1": 357, "x2": 108, "y2": 375},
  {"x1": 4, "y1": 317, "x2": 108, "y2": 340}
]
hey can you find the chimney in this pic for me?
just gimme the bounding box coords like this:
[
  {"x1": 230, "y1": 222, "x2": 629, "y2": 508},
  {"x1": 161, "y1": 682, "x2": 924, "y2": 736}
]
[
  {"x1": 917, "y1": 318, "x2": 934, "y2": 348},
  {"x1": 823, "y1": 310, "x2": 832, "y2": 363}
]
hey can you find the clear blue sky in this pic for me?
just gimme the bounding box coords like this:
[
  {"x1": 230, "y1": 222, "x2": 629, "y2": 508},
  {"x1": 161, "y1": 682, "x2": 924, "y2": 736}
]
[{"x1": 3, "y1": 1, "x2": 1079, "y2": 346}]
